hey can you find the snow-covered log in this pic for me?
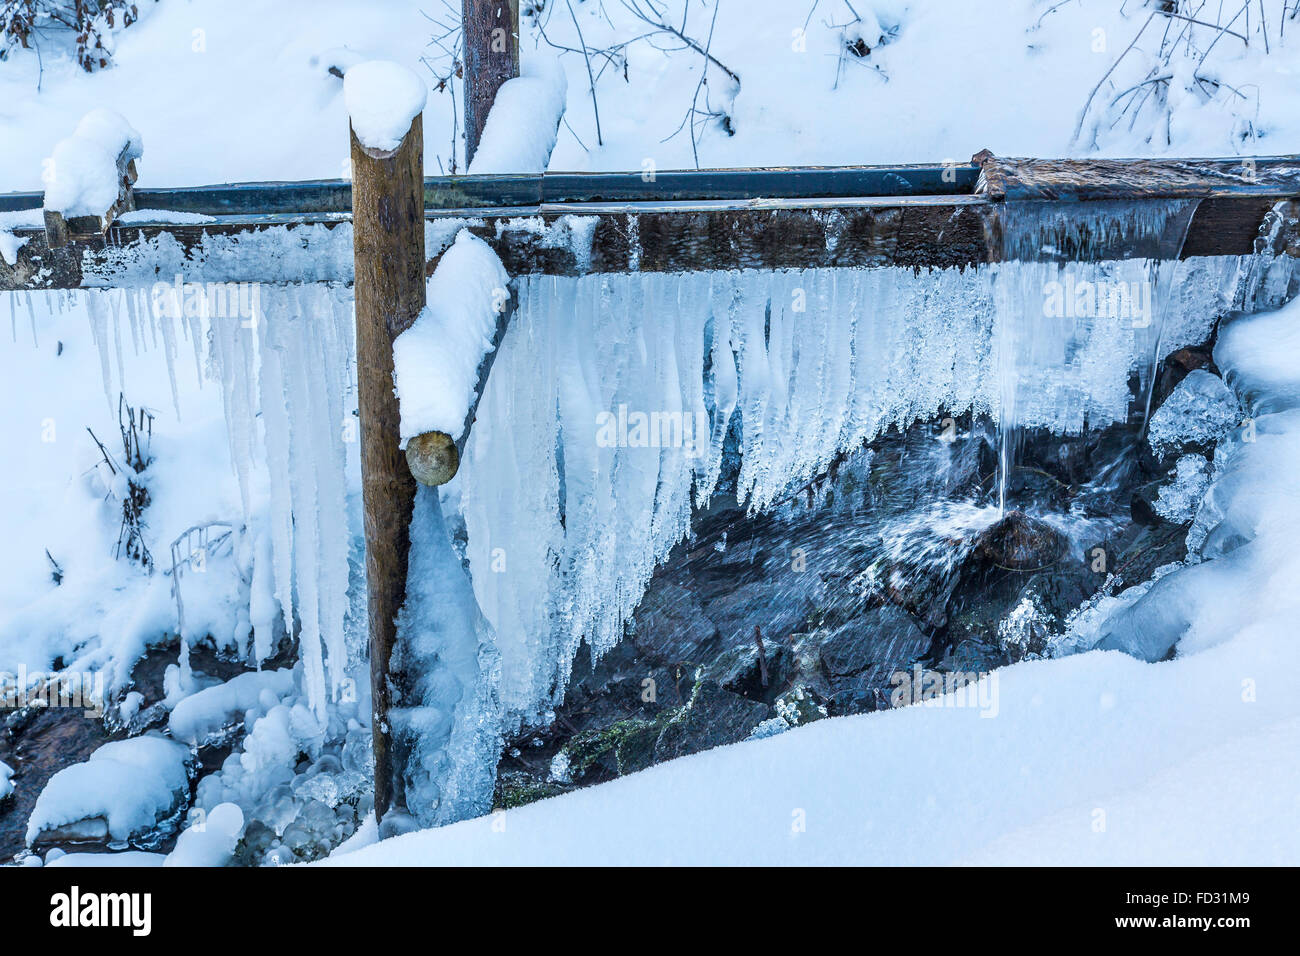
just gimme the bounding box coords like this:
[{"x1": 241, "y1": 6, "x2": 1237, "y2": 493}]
[
  {"x1": 467, "y1": 54, "x2": 567, "y2": 175},
  {"x1": 42, "y1": 108, "x2": 142, "y2": 247}
]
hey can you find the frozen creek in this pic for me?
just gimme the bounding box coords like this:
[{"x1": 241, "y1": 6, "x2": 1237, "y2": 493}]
[{"x1": 0, "y1": 218, "x2": 1294, "y2": 862}]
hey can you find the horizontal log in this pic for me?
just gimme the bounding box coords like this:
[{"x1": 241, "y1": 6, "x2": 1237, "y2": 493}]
[
  {"x1": 1, "y1": 190, "x2": 1291, "y2": 291},
  {"x1": 977, "y1": 154, "x2": 1300, "y2": 201}
]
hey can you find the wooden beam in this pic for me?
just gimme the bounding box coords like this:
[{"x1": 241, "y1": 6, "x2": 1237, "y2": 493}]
[
  {"x1": 6, "y1": 192, "x2": 1294, "y2": 292},
  {"x1": 976, "y1": 153, "x2": 1300, "y2": 201},
  {"x1": 351, "y1": 111, "x2": 427, "y2": 823},
  {"x1": 462, "y1": 0, "x2": 520, "y2": 167}
]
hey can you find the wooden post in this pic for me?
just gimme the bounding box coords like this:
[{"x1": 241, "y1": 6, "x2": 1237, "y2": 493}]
[
  {"x1": 44, "y1": 138, "x2": 138, "y2": 248},
  {"x1": 462, "y1": 0, "x2": 520, "y2": 167},
  {"x1": 351, "y1": 111, "x2": 427, "y2": 822}
]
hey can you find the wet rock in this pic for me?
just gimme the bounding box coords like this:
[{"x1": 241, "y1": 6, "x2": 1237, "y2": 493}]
[
  {"x1": 654, "y1": 680, "x2": 771, "y2": 763},
  {"x1": 711, "y1": 638, "x2": 792, "y2": 702},
  {"x1": 971, "y1": 510, "x2": 1068, "y2": 571},
  {"x1": 819, "y1": 605, "x2": 929, "y2": 677}
]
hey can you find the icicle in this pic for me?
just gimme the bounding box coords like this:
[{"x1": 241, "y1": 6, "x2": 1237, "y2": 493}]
[
  {"x1": 24, "y1": 291, "x2": 37, "y2": 347},
  {"x1": 256, "y1": 301, "x2": 296, "y2": 664},
  {"x1": 124, "y1": 285, "x2": 142, "y2": 355},
  {"x1": 85, "y1": 290, "x2": 116, "y2": 411},
  {"x1": 109, "y1": 287, "x2": 127, "y2": 393},
  {"x1": 8, "y1": 292, "x2": 15, "y2": 343},
  {"x1": 154, "y1": 288, "x2": 182, "y2": 418}
]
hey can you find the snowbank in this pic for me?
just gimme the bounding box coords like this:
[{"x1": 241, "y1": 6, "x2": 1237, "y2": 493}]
[
  {"x1": 343, "y1": 60, "x2": 428, "y2": 152},
  {"x1": 27, "y1": 735, "x2": 192, "y2": 847},
  {"x1": 325, "y1": 624, "x2": 1299, "y2": 865},
  {"x1": 0, "y1": 758, "x2": 13, "y2": 802},
  {"x1": 392, "y1": 230, "x2": 509, "y2": 444},
  {"x1": 468, "y1": 55, "x2": 567, "y2": 174}
]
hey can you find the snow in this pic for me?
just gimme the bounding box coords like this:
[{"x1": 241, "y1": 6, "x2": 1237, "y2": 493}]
[
  {"x1": 343, "y1": 60, "x2": 428, "y2": 152},
  {"x1": 0, "y1": 759, "x2": 13, "y2": 802},
  {"x1": 468, "y1": 54, "x2": 567, "y2": 174},
  {"x1": 163, "y1": 802, "x2": 244, "y2": 867},
  {"x1": 167, "y1": 668, "x2": 298, "y2": 747},
  {"x1": 326, "y1": 616, "x2": 1300, "y2": 865},
  {"x1": 0, "y1": 208, "x2": 42, "y2": 264},
  {"x1": 393, "y1": 230, "x2": 509, "y2": 444},
  {"x1": 43, "y1": 109, "x2": 141, "y2": 218},
  {"x1": 2, "y1": 2, "x2": 1295, "y2": 189},
  {"x1": 26, "y1": 735, "x2": 192, "y2": 847}
]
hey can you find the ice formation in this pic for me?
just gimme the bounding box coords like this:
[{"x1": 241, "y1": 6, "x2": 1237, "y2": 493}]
[
  {"x1": 1146, "y1": 368, "x2": 1240, "y2": 459},
  {"x1": 468, "y1": 54, "x2": 568, "y2": 174},
  {"x1": 390, "y1": 488, "x2": 502, "y2": 826},
  {"x1": 1154, "y1": 454, "x2": 1211, "y2": 524},
  {"x1": 456, "y1": 256, "x2": 1245, "y2": 727},
  {"x1": 343, "y1": 60, "x2": 428, "y2": 152}
]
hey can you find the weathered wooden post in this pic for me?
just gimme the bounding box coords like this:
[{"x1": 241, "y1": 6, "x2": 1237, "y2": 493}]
[
  {"x1": 347, "y1": 64, "x2": 428, "y2": 822},
  {"x1": 462, "y1": 0, "x2": 520, "y2": 165}
]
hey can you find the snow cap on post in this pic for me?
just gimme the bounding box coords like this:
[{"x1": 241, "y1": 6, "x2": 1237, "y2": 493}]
[
  {"x1": 344, "y1": 60, "x2": 429, "y2": 154},
  {"x1": 43, "y1": 108, "x2": 143, "y2": 247}
]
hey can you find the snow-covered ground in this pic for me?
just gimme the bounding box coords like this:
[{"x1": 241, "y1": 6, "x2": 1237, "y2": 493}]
[{"x1": 1, "y1": 0, "x2": 1295, "y2": 191}]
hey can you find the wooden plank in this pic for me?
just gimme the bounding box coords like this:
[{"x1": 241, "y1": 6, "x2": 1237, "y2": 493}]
[{"x1": 541, "y1": 164, "x2": 979, "y2": 202}]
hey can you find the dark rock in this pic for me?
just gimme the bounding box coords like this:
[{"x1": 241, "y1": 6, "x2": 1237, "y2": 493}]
[
  {"x1": 654, "y1": 680, "x2": 770, "y2": 763},
  {"x1": 819, "y1": 604, "x2": 930, "y2": 677},
  {"x1": 712, "y1": 639, "x2": 792, "y2": 702},
  {"x1": 971, "y1": 510, "x2": 1068, "y2": 571}
]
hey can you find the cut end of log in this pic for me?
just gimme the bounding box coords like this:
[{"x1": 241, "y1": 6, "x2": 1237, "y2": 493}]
[{"x1": 405, "y1": 430, "x2": 459, "y2": 485}]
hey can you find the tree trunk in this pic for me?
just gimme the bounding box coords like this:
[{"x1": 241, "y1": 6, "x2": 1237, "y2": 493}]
[
  {"x1": 351, "y1": 114, "x2": 426, "y2": 822},
  {"x1": 462, "y1": 0, "x2": 521, "y2": 167}
]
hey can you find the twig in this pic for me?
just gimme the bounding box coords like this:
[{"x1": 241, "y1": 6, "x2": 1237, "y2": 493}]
[
  {"x1": 1071, "y1": 10, "x2": 1156, "y2": 147},
  {"x1": 566, "y1": 0, "x2": 604, "y2": 146}
]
